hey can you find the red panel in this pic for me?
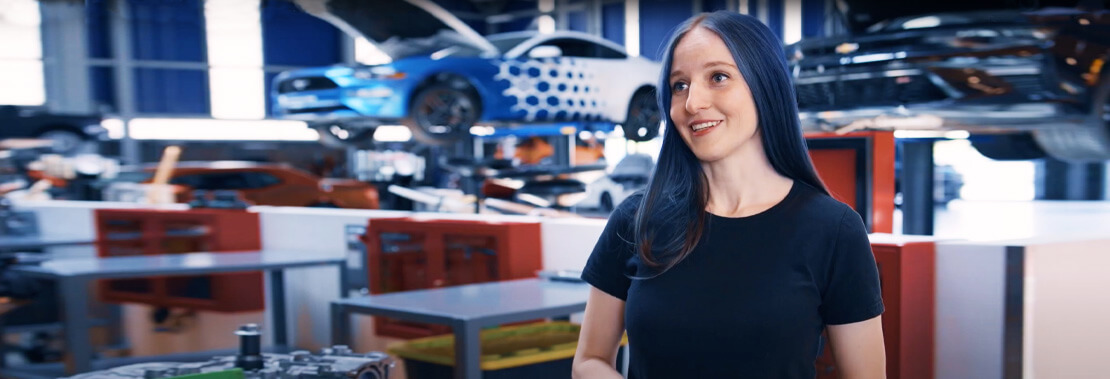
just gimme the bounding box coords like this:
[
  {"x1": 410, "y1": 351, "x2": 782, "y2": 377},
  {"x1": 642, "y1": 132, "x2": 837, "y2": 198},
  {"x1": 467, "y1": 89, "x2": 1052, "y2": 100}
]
[
  {"x1": 805, "y1": 131, "x2": 895, "y2": 233},
  {"x1": 95, "y1": 209, "x2": 264, "y2": 312},
  {"x1": 817, "y1": 239, "x2": 935, "y2": 379},
  {"x1": 364, "y1": 217, "x2": 543, "y2": 338}
]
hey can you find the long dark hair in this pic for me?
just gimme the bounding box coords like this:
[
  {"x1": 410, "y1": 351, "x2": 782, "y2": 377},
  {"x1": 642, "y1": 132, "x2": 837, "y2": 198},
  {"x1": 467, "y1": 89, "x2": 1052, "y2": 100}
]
[{"x1": 634, "y1": 11, "x2": 829, "y2": 273}]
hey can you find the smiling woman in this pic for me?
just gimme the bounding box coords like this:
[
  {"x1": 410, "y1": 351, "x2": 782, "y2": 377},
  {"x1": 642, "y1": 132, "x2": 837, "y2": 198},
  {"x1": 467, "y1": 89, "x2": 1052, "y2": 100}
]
[{"x1": 573, "y1": 11, "x2": 887, "y2": 379}]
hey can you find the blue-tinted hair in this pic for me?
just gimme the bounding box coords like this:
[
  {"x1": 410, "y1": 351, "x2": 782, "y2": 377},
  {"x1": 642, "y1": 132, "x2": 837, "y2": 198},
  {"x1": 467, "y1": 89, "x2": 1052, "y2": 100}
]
[{"x1": 634, "y1": 11, "x2": 829, "y2": 272}]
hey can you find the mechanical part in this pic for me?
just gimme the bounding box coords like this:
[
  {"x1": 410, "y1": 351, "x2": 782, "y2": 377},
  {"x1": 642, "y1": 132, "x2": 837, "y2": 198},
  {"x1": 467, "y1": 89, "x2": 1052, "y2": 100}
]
[
  {"x1": 407, "y1": 81, "x2": 481, "y2": 145},
  {"x1": 64, "y1": 324, "x2": 393, "y2": 379},
  {"x1": 313, "y1": 123, "x2": 377, "y2": 149},
  {"x1": 35, "y1": 128, "x2": 86, "y2": 154},
  {"x1": 1033, "y1": 73, "x2": 1110, "y2": 162},
  {"x1": 623, "y1": 87, "x2": 660, "y2": 142},
  {"x1": 969, "y1": 132, "x2": 1047, "y2": 161},
  {"x1": 234, "y1": 324, "x2": 264, "y2": 371}
]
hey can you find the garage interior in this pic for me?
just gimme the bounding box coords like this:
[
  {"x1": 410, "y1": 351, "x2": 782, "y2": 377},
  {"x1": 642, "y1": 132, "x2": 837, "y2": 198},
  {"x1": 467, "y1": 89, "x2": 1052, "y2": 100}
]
[{"x1": 0, "y1": 0, "x2": 1108, "y2": 378}]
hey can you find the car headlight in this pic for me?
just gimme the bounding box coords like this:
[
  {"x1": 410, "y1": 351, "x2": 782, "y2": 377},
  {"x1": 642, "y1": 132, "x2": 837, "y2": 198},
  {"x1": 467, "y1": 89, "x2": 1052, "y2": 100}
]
[{"x1": 353, "y1": 66, "x2": 406, "y2": 80}]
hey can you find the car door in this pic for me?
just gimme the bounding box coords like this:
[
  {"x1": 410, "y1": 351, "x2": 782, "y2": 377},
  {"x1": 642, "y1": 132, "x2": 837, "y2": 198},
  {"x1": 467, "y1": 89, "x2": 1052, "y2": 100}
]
[{"x1": 518, "y1": 37, "x2": 646, "y2": 124}]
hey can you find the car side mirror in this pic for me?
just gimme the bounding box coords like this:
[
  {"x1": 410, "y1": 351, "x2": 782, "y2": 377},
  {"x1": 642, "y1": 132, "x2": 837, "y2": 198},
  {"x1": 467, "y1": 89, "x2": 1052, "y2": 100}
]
[{"x1": 528, "y1": 46, "x2": 563, "y2": 59}]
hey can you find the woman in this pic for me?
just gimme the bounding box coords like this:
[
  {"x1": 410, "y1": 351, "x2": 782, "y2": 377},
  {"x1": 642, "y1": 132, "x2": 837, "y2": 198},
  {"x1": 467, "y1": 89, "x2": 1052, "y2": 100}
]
[{"x1": 572, "y1": 11, "x2": 885, "y2": 378}]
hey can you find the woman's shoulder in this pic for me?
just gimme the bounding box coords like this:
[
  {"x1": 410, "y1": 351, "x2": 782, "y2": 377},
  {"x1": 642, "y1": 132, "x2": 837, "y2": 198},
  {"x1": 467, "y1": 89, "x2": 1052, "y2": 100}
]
[{"x1": 789, "y1": 181, "x2": 856, "y2": 223}]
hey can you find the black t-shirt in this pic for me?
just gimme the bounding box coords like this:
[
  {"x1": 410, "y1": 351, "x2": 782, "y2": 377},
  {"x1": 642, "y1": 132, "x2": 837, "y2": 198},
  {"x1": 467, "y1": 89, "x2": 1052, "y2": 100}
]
[{"x1": 582, "y1": 180, "x2": 883, "y2": 378}]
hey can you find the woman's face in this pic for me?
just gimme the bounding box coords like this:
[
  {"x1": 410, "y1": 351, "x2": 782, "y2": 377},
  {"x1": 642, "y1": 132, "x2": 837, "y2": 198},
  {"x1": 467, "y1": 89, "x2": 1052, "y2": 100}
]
[{"x1": 668, "y1": 27, "x2": 760, "y2": 163}]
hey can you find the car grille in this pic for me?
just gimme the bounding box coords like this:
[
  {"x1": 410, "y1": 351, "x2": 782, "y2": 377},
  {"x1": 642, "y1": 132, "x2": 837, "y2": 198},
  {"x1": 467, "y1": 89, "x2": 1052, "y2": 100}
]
[
  {"x1": 285, "y1": 105, "x2": 352, "y2": 114},
  {"x1": 999, "y1": 74, "x2": 1045, "y2": 95},
  {"x1": 796, "y1": 75, "x2": 948, "y2": 109},
  {"x1": 277, "y1": 77, "x2": 338, "y2": 94}
]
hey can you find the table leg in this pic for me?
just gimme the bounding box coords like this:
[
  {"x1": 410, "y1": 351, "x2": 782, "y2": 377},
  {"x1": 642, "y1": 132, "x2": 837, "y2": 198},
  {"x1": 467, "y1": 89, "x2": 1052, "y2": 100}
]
[
  {"x1": 329, "y1": 302, "x2": 349, "y2": 346},
  {"x1": 337, "y1": 261, "x2": 349, "y2": 298},
  {"x1": 453, "y1": 322, "x2": 482, "y2": 379},
  {"x1": 268, "y1": 270, "x2": 287, "y2": 347},
  {"x1": 59, "y1": 277, "x2": 92, "y2": 374}
]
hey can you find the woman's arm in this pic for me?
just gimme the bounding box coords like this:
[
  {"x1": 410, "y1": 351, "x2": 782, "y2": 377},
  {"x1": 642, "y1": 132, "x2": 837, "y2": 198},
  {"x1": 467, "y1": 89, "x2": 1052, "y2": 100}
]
[
  {"x1": 572, "y1": 286, "x2": 626, "y2": 379},
  {"x1": 827, "y1": 315, "x2": 886, "y2": 379}
]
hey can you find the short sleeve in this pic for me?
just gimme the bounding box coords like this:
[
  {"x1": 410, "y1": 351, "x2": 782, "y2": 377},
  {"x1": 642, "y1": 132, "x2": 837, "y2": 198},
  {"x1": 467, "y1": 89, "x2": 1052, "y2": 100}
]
[
  {"x1": 819, "y1": 208, "x2": 884, "y2": 325},
  {"x1": 580, "y1": 196, "x2": 639, "y2": 301}
]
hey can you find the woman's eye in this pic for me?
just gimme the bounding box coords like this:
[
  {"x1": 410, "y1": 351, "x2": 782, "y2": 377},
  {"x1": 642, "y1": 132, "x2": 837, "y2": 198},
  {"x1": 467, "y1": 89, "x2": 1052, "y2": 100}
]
[
  {"x1": 712, "y1": 73, "x2": 729, "y2": 83},
  {"x1": 672, "y1": 82, "x2": 688, "y2": 92}
]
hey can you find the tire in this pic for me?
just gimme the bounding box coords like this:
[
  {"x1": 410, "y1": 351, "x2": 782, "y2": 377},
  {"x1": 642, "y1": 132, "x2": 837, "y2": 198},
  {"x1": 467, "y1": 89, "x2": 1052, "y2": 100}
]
[
  {"x1": 969, "y1": 132, "x2": 1047, "y2": 161},
  {"x1": 312, "y1": 123, "x2": 376, "y2": 149},
  {"x1": 1032, "y1": 71, "x2": 1110, "y2": 162},
  {"x1": 35, "y1": 129, "x2": 85, "y2": 154},
  {"x1": 599, "y1": 192, "x2": 614, "y2": 213},
  {"x1": 407, "y1": 82, "x2": 480, "y2": 145},
  {"x1": 623, "y1": 88, "x2": 661, "y2": 142}
]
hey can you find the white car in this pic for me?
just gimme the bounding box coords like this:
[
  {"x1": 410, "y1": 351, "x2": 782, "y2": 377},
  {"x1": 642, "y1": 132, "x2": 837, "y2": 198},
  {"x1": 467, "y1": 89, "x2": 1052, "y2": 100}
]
[
  {"x1": 278, "y1": 0, "x2": 663, "y2": 146},
  {"x1": 578, "y1": 154, "x2": 654, "y2": 212}
]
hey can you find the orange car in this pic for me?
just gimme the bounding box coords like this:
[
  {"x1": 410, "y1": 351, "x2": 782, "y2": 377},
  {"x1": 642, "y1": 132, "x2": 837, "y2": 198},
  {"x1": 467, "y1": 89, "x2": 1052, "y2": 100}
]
[{"x1": 130, "y1": 161, "x2": 380, "y2": 209}]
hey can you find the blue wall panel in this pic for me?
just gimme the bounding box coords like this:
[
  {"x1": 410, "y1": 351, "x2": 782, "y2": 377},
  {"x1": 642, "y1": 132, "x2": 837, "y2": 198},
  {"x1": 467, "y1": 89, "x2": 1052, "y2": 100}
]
[
  {"x1": 85, "y1": 0, "x2": 112, "y2": 59},
  {"x1": 261, "y1": 1, "x2": 342, "y2": 67},
  {"x1": 601, "y1": 2, "x2": 625, "y2": 46},
  {"x1": 639, "y1": 0, "x2": 692, "y2": 61},
  {"x1": 127, "y1": 0, "x2": 205, "y2": 62},
  {"x1": 90, "y1": 67, "x2": 117, "y2": 113},
  {"x1": 802, "y1": 0, "x2": 826, "y2": 38},
  {"x1": 703, "y1": 0, "x2": 731, "y2": 13},
  {"x1": 767, "y1": 0, "x2": 784, "y2": 41},
  {"x1": 134, "y1": 68, "x2": 208, "y2": 114},
  {"x1": 568, "y1": 10, "x2": 588, "y2": 32}
]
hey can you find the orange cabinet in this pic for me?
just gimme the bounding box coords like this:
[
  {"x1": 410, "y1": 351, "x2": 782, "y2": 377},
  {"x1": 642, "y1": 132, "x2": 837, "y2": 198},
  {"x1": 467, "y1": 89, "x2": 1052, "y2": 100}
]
[
  {"x1": 95, "y1": 208, "x2": 264, "y2": 312},
  {"x1": 365, "y1": 217, "x2": 543, "y2": 338},
  {"x1": 818, "y1": 237, "x2": 935, "y2": 379}
]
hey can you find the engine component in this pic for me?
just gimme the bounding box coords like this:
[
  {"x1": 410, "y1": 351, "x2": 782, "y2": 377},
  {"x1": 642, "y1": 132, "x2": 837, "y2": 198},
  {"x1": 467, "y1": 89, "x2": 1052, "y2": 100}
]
[{"x1": 65, "y1": 324, "x2": 393, "y2": 379}]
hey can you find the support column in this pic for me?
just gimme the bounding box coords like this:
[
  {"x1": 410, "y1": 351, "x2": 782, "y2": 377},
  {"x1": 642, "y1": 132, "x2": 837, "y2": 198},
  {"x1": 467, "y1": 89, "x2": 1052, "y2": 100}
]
[{"x1": 902, "y1": 140, "x2": 935, "y2": 235}]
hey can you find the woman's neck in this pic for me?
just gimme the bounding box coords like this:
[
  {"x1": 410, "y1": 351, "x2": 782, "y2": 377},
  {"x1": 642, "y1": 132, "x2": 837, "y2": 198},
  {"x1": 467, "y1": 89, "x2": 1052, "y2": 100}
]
[{"x1": 701, "y1": 142, "x2": 794, "y2": 218}]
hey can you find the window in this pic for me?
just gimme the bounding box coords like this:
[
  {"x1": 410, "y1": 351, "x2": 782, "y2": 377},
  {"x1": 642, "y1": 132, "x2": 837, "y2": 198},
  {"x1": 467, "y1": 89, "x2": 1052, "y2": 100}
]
[
  {"x1": 531, "y1": 38, "x2": 598, "y2": 58},
  {"x1": 171, "y1": 172, "x2": 280, "y2": 190}
]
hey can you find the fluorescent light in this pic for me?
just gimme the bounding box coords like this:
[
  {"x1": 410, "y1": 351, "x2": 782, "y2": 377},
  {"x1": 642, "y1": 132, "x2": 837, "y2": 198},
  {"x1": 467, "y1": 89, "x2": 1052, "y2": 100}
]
[
  {"x1": 783, "y1": 0, "x2": 802, "y2": 44},
  {"x1": 538, "y1": 15, "x2": 555, "y2": 34},
  {"x1": 127, "y1": 118, "x2": 316, "y2": 141},
  {"x1": 625, "y1": 0, "x2": 640, "y2": 57},
  {"x1": 374, "y1": 125, "x2": 412, "y2": 142},
  {"x1": 101, "y1": 118, "x2": 125, "y2": 139},
  {"x1": 0, "y1": 0, "x2": 43, "y2": 105},
  {"x1": 205, "y1": 0, "x2": 264, "y2": 119}
]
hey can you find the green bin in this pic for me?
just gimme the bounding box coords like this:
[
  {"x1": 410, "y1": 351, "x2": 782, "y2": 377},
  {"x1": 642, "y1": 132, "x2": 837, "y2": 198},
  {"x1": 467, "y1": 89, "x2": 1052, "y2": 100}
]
[{"x1": 388, "y1": 322, "x2": 626, "y2": 379}]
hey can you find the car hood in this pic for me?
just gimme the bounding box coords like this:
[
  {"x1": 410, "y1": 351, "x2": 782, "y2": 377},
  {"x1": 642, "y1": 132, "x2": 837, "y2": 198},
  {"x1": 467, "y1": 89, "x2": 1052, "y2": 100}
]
[
  {"x1": 836, "y1": 0, "x2": 1090, "y2": 33},
  {"x1": 291, "y1": 0, "x2": 498, "y2": 60}
]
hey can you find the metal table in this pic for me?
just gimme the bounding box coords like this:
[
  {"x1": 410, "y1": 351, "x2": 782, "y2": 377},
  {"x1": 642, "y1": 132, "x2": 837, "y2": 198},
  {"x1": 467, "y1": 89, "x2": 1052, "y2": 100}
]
[
  {"x1": 8, "y1": 250, "x2": 348, "y2": 376},
  {"x1": 330, "y1": 278, "x2": 590, "y2": 379},
  {"x1": 0, "y1": 235, "x2": 95, "y2": 252}
]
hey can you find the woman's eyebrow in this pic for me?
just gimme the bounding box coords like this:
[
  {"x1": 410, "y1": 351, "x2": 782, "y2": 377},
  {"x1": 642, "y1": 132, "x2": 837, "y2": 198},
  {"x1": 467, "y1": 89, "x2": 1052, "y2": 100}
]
[{"x1": 670, "y1": 61, "x2": 738, "y2": 78}]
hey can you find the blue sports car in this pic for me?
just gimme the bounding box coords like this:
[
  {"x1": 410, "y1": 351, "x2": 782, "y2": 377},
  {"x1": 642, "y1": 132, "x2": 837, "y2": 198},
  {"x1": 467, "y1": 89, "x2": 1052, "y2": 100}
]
[{"x1": 274, "y1": 0, "x2": 662, "y2": 146}]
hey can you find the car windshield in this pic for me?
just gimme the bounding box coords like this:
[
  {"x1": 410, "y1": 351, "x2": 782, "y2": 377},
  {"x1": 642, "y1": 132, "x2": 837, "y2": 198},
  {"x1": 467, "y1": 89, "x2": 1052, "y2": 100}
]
[{"x1": 488, "y1": 35, "x2": 531, "y2": 52}]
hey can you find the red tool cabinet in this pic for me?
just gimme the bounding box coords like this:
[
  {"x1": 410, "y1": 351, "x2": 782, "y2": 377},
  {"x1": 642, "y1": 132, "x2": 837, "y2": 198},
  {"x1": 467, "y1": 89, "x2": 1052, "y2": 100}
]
[
  {"x1": 364, "y1": 217, "x2": 543, "y2": 338},
  {"x1": 817, "y1": 237, "x2": 935, "y2": 379},
  {"x1": 95, "y1": 208, "x2": 264, "y2": 312}
]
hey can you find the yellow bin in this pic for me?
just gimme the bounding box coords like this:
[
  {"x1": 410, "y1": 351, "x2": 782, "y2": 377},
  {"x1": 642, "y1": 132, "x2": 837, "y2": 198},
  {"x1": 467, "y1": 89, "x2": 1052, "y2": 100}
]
[{"x1": 388, "y1": 322, "x2": 627, "y2": 379}]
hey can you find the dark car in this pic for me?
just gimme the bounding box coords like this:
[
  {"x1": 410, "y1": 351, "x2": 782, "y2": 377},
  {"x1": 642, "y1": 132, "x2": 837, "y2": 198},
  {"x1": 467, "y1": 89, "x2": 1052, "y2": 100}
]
[
  {"x1": 0, "y1": 106, "x2": 105, "y2": 154},
  {"x1": 787, "y1": 0, "x2": 1110, "y2": 161}
]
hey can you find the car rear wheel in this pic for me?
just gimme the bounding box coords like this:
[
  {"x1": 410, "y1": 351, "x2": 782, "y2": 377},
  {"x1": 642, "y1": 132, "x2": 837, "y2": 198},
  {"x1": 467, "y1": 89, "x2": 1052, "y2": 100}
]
[
  {"x1": 623, "y1": 88, "x2": 660, "y2": 142},
  {"x1": 312, "y1": 123, "x2": 376, "y2": 148},
  {"x1": 1032, "y1": 73, "x2": 1110, "y2": 162},
  {"x1": 407, "y1": 83, "x2": 479, "y2": 145}
]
